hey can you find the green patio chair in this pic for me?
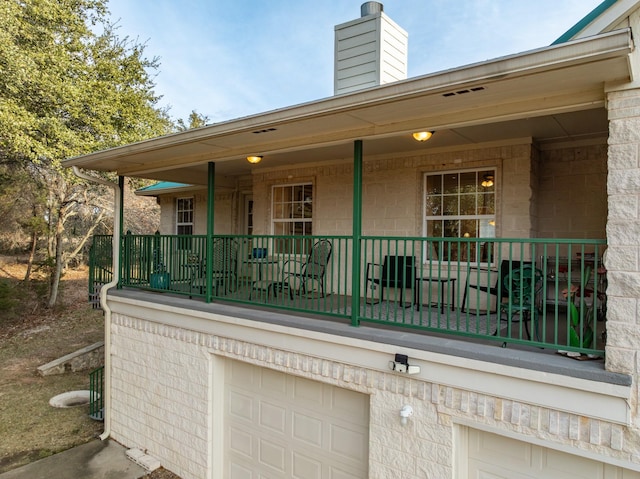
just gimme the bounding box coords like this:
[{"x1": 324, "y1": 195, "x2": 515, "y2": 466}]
[{"x1": 497, "y1": 264, "x2": 543, "y2": 341}]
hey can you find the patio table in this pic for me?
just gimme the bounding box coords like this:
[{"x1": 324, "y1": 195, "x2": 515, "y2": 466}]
[{"x1": 414, "y1": 277, "x2": 456, "y2": 313}]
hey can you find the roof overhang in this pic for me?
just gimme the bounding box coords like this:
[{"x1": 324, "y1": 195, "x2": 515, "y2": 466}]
[{"x1": 64, "y1": 29, "x2": 634, "y2": 185}]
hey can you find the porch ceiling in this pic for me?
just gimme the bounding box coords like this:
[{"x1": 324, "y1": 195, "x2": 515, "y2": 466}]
[{"x1": 64, "y1": 29, "x2": 634, "y2": 185}]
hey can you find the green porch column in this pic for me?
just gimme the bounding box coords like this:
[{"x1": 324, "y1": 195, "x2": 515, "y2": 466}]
[
  {"x1": 118, "y1": 176, "x2": 124, "y2": 289},
  {"x1": 206, "y1": 162, "x2": 215, "y2": 303},
  {"x1": 351, "y1": 140, "x2": 363, "y2": 326}
]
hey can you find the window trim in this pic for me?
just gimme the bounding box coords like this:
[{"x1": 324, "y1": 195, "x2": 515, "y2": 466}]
[
  {"x1": 175, "y1": 196, "x2": 194, "y2": 236},
  {"x1": 423, "y1": 168, "x2": 496, "y2": 264},
  {"x1": 270, "y1": 182, "x2": 313, "y2": 236}
]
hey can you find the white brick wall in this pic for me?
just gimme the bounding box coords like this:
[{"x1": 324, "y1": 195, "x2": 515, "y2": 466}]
[
  {"x1": 111, "y1": 316, "x2": 210, "y2": 478},
  {"x1": 108, "y1": 309, "x2": 637, "y2": 479}
]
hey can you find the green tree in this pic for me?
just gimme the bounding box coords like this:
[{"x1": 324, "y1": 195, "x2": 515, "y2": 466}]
[
  {"x1": 176, "y1": 110, "x2": 210, "y2": 131},
  {"x1": 0, "y1": 0, "x2": 172, "y2": 307}
]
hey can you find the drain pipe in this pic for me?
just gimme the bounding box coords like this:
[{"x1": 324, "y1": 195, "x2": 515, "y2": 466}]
[{"x1": 72, "y1": 166, "x2": 119, "y2": 441}]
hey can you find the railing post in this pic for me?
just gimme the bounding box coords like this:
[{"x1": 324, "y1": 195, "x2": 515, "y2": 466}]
[
  {"x1": 118, "y1": 176, "x2": 125, "y2": 289},
  {"x1": 206, "y1": 162, "x2": 215, "y2": 302},
  {"x1": 351, "y1": 140, "x2": 363, "y2": 326}
]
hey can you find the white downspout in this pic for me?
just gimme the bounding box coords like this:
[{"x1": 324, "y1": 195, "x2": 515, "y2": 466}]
[{"x1": 72, "y1": 166, "x2": 120, "y2": 441}]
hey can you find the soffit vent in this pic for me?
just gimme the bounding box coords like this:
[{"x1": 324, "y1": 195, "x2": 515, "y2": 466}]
[
  {"x1": 252, "y1": 128, "x2": 277, "y2": 134},
  {"x1": 442, "y1": 86, "x2": 486, "y2": 97}
]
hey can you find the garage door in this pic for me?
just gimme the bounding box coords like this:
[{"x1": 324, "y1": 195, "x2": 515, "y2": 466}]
[
  {"x1": 224, "y1": 360, "x2": 369, "y2": 478},
  {"x1": 467, "y1": 429, "x2": 640, "y2": 479}
]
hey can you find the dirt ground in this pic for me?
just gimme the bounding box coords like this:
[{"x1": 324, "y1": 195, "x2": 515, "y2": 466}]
[{"x1": 0, "y1": 257, "x2": 180, "y2": 478}]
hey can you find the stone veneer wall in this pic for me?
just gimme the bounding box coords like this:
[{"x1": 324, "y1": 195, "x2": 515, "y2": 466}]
[
  {"x1": 109, "y1": 311, "x2": 636, "y2": 479},
  {"x1": 605, "y1": 88, "x2": 640, "y2": 433}
]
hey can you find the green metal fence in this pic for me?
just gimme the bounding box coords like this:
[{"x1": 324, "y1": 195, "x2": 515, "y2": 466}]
[
  {"x1": 89, "y1": 233, "x2": 607, "y2": 355},
  {"x1": 88, "y1": 235, "x2": 113, "y2": 307},
  {"x1": 89, "y1": 366, "x2": 104, "y2": 421}
]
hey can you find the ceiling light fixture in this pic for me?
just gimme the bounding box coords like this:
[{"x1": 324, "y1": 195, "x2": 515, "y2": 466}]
[
  {"x1": 481, "y1": 174, "x2": 494, "y2": 187},
  {"x1": 246, "y1": 155, "x2": 263, "y2": 164},
  {"x1": 412, "y1": 131, "x2": 434, "y2": 142}
]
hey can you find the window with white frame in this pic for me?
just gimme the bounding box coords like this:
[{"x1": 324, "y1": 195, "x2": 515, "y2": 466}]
[
  {"x1": 424, "y1": 169, "x2": 496, "y2": 262},
  {"x1": 272, "y1": 183, "x2": 313, "y2": 253},
  {"x1": 176, "y1": 197, "x2": 194, "y2": 236}
]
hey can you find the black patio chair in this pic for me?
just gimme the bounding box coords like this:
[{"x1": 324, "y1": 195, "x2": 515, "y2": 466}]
[{"x1": 366, "y1": 255, "x2": 416, "y2": 307}]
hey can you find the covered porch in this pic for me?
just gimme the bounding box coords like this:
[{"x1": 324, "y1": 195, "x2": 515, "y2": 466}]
[{"x1": 76, "y1": 30, "x2": 633, "y2": 365}]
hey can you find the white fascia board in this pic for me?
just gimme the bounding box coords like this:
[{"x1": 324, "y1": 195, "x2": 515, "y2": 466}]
[
  {"x1": 63, "y1": 28, "x2": 632, "y2": 170},
  {"x1": 108, "y1": 294, "x2": 631, "y2": 426}
]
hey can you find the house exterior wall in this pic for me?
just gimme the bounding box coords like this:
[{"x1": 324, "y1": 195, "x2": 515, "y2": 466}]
[
  {"x1": 537, "y1": 142, "x2": 608, "y2": 239},
  {"x1": 107, "y1": 296, "x2": 636, "y2": 479},
  {"x1": 158, "y1": 192, "x2": 235, "y2": 235},
  {"x1": 154, "y1": 142, "x2": 607, "y2": 244},
  {"x1": 605, "y1": 87, "x2": 640, "y2": 388}
]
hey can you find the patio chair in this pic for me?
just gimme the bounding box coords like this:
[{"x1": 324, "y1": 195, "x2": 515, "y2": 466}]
[
  {"x1": 282, "y1": 239, "x2": 332, "y2": 299},
  {"x1": 462, "y1": 259, "x2": 531, "y2": 313},
  {"x1": 188, "y1": 238, "x2": 238, "y2": 296},
  {"x1": 365, "y1": 255, "x2": 416, "y2": 307},
  {"x1": 496, "y1": 264, "x2": 543, "y2": 341},
  {"x1": 211, "y1": 237, "x2": 239, "y2": 294}
]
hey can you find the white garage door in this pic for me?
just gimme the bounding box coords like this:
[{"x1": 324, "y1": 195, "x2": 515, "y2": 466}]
[
  {"x1": 224, "y1": 360, "x2": 369, "y2": 479},
  {"x1": 468, "y1": 429, "x2": 640, "y2": 479}
]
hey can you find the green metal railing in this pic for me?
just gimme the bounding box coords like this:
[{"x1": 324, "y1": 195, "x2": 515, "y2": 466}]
[
  {"x1": 88, "y1": 235, "x2": 113, "y2": 307},
  {"x1": 89, "y1": 234, "x2": 607, "y2": 355},
  {"x1": 89, "y1": 366, "x2": 104, "y2": 421}
]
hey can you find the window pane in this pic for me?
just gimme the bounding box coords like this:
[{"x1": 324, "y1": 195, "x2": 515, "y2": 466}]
[
  {"x1": 443, "y1": 173, "x2": 458, "y2": 194},
  {"x1": 461, "y1": 219, "x2": 477, "y2": 238},
  {"x1": 479, "y1": 219, "x2": 496, "y2": 238},
  {"x1": 443, "y1": 195, "x2": 458, "y2": 215},
  {"x1": 443, "y1": 219, "x2": 460, "y2": 238},
  {"x1": 459, "y1": 193, "x2": 476, "y2": 215},
  {"x1": 425, "y1": 196, "x2": 441, "y2": 216},
  {"x1": 478, "y1": 193, "x2": 494, "y2": 215},
  {"x1": 426, "y1": 220, "x2": 442, "y2": 237},
  {"x1": 426, "y1": 175, "x2": 442, "y2": 195},
  {"x1": 460, "y1": 171, "x2": 477, "y2": 193},
  {"x1": 480, "y1": 170, "x2": 495, "y2": 191},
  {"x1": 177, "y1": 225, "x2": 193, "y2": 235}
]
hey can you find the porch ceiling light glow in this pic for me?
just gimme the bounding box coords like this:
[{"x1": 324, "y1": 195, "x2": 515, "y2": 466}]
[
  {"x1": 246, "y1": 155, "x2": 263, "y2": 164},
  {"x1": 412, "y1": 131, "x2": 434, "y2": 142},
  {"x1": 481, "y1": 174, "x2": 494, "y2": 187}
]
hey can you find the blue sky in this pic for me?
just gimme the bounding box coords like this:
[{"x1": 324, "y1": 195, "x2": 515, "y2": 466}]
[{"x1": 106, "y1": 0, "x2": 604, "y2": 124}]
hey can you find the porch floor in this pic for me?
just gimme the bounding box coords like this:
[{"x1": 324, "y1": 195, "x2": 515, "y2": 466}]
[
  {"x1": 108, "y1": 287, "x2": 629, "y2": 386},
  {"x1": 167, "y1": 281, "x2": 605, "y2": 352}
]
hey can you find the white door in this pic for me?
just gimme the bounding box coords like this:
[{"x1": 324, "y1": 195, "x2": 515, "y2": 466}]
[
  {"x1": 224, "y1": 360, "x2": 369, "y2": 479},
  {"x1": 467, "y1": 429, "x2": 640, "y2": 479}
]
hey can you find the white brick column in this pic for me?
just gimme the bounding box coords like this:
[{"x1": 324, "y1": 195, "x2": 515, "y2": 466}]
[{"x1": 606, "y1": 89, "x2": 640, "y2": 385}]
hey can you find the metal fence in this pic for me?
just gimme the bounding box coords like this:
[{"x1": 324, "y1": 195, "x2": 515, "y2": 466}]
[
  {"x1": 89, "y1": 366, "x2": 104, "y2": 421},
  {"x1": 90, "y1": 234, "x2": 607, "y2": 355}
]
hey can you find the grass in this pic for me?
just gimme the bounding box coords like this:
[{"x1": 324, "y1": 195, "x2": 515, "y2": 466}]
[
  {"x1": 0, "y1": 257, "x2": 182, "y2": 478},
  {"x1": 0, "y1": 258, "x2": 104, "y2": 473}
]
